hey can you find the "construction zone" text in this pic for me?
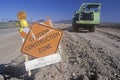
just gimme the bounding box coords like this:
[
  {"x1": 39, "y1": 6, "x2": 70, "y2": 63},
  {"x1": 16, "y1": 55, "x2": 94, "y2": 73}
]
[{"x1": 24, "y1": 31, "x2": 60, "y2": 52}]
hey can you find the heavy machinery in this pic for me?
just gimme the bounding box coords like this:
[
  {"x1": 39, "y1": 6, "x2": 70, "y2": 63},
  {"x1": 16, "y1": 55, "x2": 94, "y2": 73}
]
[{"x1": 72, "y1": 3, "x2": 101, "y2": 32}]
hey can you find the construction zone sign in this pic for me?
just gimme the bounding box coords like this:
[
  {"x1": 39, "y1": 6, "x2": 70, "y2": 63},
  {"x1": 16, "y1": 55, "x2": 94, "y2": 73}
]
[{"x1": 21, "y1": 23, "x2": 63, "y2": 58}]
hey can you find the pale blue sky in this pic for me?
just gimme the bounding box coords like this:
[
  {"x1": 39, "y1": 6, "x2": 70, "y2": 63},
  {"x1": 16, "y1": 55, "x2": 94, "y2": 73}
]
[{"x1": 0, "y1": 0, "x2": 120, "y2": 22}]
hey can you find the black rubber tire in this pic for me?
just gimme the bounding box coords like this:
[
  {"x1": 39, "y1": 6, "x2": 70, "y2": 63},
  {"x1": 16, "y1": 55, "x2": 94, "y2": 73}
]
[
  {"x1": 89, "y1": 26, "x2": 95, "y2": 32},
  {"x1": 73, "y1": 24, "x2": 79, "y2": 32}
]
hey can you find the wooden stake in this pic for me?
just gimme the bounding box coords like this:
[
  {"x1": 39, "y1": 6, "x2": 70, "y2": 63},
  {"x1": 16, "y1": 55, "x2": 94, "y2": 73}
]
[
  {"x1": 58, "y1": 45, "x2": 63, "y2": 73},
  {"x1": 22, "y1": 39, "x2": 32, "y2": 76},
  {"x1": 24, "y1": 54, "x2": 32, "y2": 76},
  {"x1": 59, "y1": 62, "x2": 63, "y2": 73}
]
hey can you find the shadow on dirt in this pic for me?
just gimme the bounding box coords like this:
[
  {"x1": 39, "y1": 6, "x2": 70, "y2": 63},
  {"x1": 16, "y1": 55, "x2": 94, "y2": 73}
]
[{"x1": 0, "y1": 63, "x2": 38, "y2": 80}]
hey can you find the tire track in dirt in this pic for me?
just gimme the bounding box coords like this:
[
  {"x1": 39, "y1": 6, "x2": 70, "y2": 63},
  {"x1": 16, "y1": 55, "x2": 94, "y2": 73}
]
[
  {"x1": 72, "y1": 30, "x2": 120, "y2": 56},
  {"x1": 96, "y1": 28, "x2": 120, "y2": 42}
]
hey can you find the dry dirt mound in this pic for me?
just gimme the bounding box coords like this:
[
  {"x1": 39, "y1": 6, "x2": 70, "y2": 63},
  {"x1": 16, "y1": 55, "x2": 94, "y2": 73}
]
[
  {"x1": 33, "y1": 30, "x2": 120, "y2": 80},
  {"x1": 33, "y1": 25, "x2": 120, "y2": 80},
  {"x1": 60, "y1": 31, "x2": 120, "y2": 80}
]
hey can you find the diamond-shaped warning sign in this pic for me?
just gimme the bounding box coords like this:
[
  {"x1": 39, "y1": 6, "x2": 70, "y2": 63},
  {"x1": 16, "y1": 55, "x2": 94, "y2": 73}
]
[{"x1": 21, "y1": 23, "x2": 63, "y2": 58}]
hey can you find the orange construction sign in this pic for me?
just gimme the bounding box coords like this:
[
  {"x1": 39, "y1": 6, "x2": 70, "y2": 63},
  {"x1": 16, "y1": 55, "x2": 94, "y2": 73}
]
[{"x1": 21, "y1": 23, "x2": 63, "y2": 58}]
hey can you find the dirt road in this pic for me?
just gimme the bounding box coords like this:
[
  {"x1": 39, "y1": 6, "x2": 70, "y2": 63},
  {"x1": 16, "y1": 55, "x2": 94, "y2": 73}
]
[
  {"x1": 0, "y1": 24, "x2": 120, "y2": 80},
  {"x1": 0, "y1": 28, "x2": 22, "y2": 64}
]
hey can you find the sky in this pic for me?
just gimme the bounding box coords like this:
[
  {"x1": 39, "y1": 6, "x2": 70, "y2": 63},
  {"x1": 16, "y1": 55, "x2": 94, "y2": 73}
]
[{"x1": 0, "y1": 0, "x2": 120, "y2": 22}]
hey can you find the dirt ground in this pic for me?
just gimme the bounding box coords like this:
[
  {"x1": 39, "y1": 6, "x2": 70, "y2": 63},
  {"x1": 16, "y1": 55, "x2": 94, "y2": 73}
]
[{"x1": 0, "y1": 24, "x2": 120, "y2": 80}]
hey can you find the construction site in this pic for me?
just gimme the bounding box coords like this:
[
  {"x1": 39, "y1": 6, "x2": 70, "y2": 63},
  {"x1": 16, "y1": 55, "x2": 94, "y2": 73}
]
[{"x1": 0, "y1": 1, "x2": 120, "y2": 80}]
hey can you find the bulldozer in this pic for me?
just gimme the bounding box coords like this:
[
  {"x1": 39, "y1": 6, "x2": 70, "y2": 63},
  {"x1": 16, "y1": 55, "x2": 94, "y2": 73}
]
[{"x1": 72, "y1": 3, "x2": 101, "y2": 32}]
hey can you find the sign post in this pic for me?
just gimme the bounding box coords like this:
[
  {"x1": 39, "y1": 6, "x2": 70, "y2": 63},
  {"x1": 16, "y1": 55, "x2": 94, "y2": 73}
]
[{"x1": 20, "y1": 19, "x2": 63, "y2": 75}]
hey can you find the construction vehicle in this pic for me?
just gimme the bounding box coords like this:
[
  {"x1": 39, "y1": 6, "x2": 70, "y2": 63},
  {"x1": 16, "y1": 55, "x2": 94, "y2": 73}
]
[{"x1": 72, "y1": 3, "x2": 101, "y2": 32}]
